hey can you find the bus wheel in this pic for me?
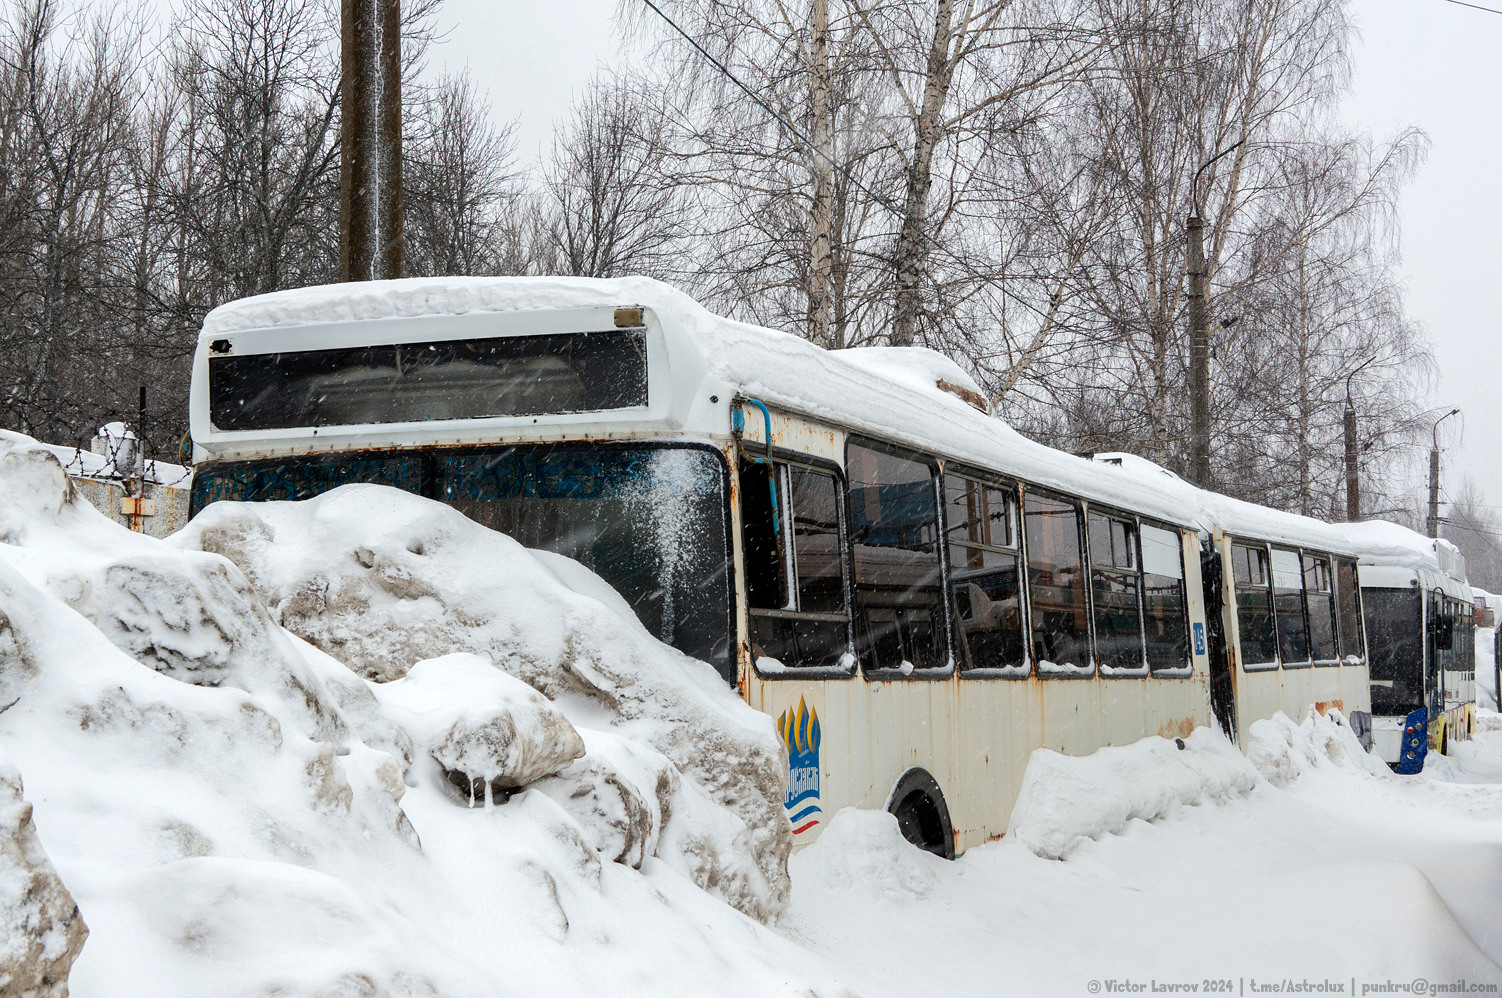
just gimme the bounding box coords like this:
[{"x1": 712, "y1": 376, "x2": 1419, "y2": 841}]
[{"x1": 886, "y1": 768, "x2": 955, "y2": 860}]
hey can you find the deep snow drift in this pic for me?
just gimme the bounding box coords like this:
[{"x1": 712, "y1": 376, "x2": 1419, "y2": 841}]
[{"x1": 0, "y1": 433, "x2": 835, "y2": 996}]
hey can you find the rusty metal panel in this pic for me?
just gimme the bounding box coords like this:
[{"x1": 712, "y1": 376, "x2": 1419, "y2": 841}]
[
  {"x1": 735, "y1": 406, "x2": 844, "y2": 465},
  {"x1": 71, "y1": 479, "x2": 190, "y2": 538}
]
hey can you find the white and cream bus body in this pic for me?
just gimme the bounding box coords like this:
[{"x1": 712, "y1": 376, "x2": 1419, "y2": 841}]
[
  {"x1": 189, "y1": 276, "x2": 1376, "y2": 855},
  {"x1": 1344, "y1": 523, "x2": 1475, "y2": 772}
]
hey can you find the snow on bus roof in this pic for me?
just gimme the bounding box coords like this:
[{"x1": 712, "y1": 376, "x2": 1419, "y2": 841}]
[{"x1": 201, "y1": 275, "x2": 1382, "y2": 554}]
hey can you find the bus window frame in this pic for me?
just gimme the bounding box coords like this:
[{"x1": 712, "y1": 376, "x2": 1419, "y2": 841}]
[
  {"x1": 1135, "y1": 516, "x2": 1195, "y2": 678},
  {"x1": 1079, "y1": 503, "x2": 1195, "y2": 680},
  {"x1": 845, "y1": 435, "x2": 954, "y2": 682},
  {"x1": 1083, "y1": 503, "x2": 1149, "y2": 678},
  {"x1": 1270, "y1": 546, "x2": 1313, "y2": 669},
  {"x1": 940, "y1": 464, "x2": 1031, "y2": 680},
  {"x1": 1302, "y1": 551, "x2": 1341, "y2": 668},
  {"x1": 1229, "y1": 538, "x2": 1279, "y2": 673},
  {"x1": 740, "y1": 447, "x2": 858, "y2": 681},
  {"x1": 1334, "y1": 556, "x2": 1367, "y2": 666},
  {"x1": 1022, "y1": 485, "x2": 1095, "y2": 680}
]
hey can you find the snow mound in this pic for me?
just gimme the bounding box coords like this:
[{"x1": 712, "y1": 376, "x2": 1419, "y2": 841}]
[
  {"x1": 0, "y1": 749, "x2": 88, "y2": 998},
  {"x1": 375, "y1": 654, "x2": 586, "y2": 798},
  {"x1": 174, "y1": 484, "x2": 792, "y2": 917},
  {"x1": 0, "y1": 434, "x2": 833, "y2": 996},
  {"x1": 790, "y1": 808, "x2": 942, "y2": 901},
  {"x1": 1245, "y1": 708, "x2": 1391, "y2": 787},
  {"x1": 1006, "y1": 728, "x2": 1258, "y2": 859}
]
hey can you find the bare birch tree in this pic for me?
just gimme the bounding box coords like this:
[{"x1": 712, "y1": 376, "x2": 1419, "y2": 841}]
[{"x1": 540, "y1": 72, "x2": 689, "y2": 280}]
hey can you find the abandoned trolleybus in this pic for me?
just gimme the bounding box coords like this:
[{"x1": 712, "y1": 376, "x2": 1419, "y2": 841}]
[{"x1": 189, "y1": 276, "x2": 1379, "y2": 854}]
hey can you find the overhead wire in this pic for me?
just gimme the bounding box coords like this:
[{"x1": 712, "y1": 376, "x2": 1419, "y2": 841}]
[
  {"x1": 1437, "y1": 0, "x2": 1502, "y2": 15},
  {"x1": 634, "y1": 0, "x2": 1061, "y2": 333}
]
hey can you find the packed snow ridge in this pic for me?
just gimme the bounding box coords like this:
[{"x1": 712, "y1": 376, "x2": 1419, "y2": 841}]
[{"x1": 0, "y1": 431, "x2": 801, "y2": 997}]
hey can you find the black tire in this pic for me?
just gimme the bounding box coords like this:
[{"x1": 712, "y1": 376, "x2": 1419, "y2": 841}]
[{"x1": 886, "y1": 768, "x2": 955, "y2": 860}]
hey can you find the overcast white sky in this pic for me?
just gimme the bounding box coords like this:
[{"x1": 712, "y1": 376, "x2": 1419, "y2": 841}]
[{"x1": 425, "y1": 0, "x2": 1502, "y2": 535}]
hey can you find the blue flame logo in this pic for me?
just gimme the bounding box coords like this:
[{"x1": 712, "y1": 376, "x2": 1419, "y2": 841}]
[{"x1": 778, "y1": 697, "x2": 822, "y2": 835}]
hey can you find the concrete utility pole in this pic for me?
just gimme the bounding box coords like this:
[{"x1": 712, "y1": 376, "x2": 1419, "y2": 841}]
[
  {"x1": 340, "y1": 0, "x2": 403, "y2": 281},
  {"x1": 1186, "y1": 142, "x2": 1241, "y2": 490},
  {"x1": 1344, "y1": 403, "x2": 1360, "y2": 521},
  {"x1": 1427, "y1": 408, "x2": 1460, "y2": 538}
]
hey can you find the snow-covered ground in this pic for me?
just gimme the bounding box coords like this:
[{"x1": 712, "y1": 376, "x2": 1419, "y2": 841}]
[{"x1": 1, "y1": 430, "x2": 1499, "y2": 996}]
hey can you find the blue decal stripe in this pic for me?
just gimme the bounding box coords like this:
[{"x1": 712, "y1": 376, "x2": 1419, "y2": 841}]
[
  {"x1": 788, "y1": 804, "x2": 822, "y2": 823},
  {"x1": 786, "y1": 787, "x2": 820, "y2": 808}
]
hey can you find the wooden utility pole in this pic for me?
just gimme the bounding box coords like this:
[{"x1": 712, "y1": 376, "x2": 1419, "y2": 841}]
[
  {"x1": 1186, "y1": 211, "x2": 1210, "y2": 488},
  {"x1": 340, "y1": 0, "x2": 402, "y2": 281},
  {"x1": 378, "y1": 0, "x2": 403, "y2": 279},
  {"x1": 1185, "y1": 142, "x2": 1241, "y2": 490}
]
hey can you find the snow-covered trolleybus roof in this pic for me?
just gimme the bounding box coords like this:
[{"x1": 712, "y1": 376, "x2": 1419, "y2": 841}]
[{"x1": 193, "y1": 275, "x2": 1393, "y2": 560}]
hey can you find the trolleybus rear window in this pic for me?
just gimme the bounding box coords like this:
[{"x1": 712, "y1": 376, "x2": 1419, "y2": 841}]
[
  {"x1": 1271, "y1": 548, "x2": 1310, "y2": 666},
  {"x1": 208, "y1": 330, "x2": 648, "y2": 430},
  {"x1": 1364, "y1": 587, "x2": 1423, "y2": 715}
]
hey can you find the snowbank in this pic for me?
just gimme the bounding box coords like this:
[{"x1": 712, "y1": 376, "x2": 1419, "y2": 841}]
[
  {"x1": 1006, "y1": 710, "x2": 1393, "y2": 861},
  {"x1": 0, "y1": 434, "x2": 827, "y2": 996},
  {"x1": 172, "y1": 484, "x2": 792, "y2": 917},
  {"x1": 0, "y1": 748, "x2": 88, "y2": 998},
  {"x1": 1005, "y1": 728, "x2": 1258, "y2": 859},
  {"x1": 1245, "y1": 708, "x2": 1392, "y2": 787}
]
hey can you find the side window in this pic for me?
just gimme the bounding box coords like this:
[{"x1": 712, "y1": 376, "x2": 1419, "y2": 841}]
[
  {"x1": 1271, "y1": 548, "x2": 1309, "y2": 665},
  {"x1": 1232, "y1": 542, "x2": 1277, "y2": 668},
  {"x1": 847, "y1": 441, "x2": 947, "y2": 672},
  {"x1": 741, "y1": 459, "x2": 852, "y2": 671},
  {"x1": 1141, "y1": 525, "x2": 1190, "y2": 672},
  {"x1": 1304, "y1": 554, "x2": 1338, "y2": 664},
  {"x1": 1334, "y1": 558, "x2": 1364, "y2": 663},
  {"x1": 740, "y1": 461, "x2": 787, "y2": 609},
  {"x1": 944, "y1": 475, "x2": 1025, "y2": 673},
  {"x1": 1088, "y1": 512, "x2": 1144, "y2": 673},
  {"x1": 1025, "y1": 493, "x2": 1091, "y2": 674}
]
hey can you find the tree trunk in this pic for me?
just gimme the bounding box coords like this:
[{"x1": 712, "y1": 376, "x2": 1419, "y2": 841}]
[
  {"x1": 890, "y1": 0, "x2": 956, "y2": 347},
  {"x1": 806, "y1": 0, "x2": 833, "y2": 348}
]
